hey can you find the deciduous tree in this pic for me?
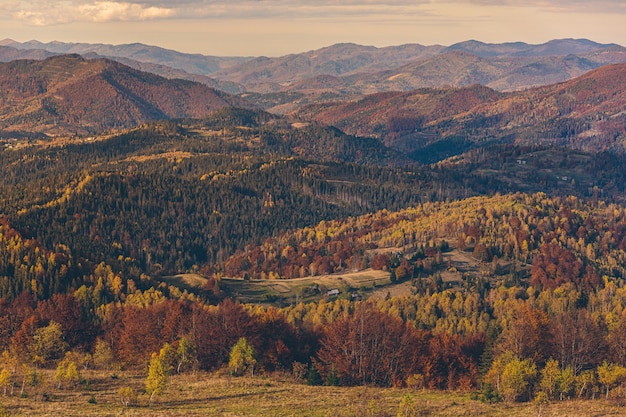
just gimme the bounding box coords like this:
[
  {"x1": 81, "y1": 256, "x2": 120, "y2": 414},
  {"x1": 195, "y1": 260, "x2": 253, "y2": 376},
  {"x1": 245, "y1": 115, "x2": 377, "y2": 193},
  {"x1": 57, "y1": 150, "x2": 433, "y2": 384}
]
[
  {"x1": 229, "y1": 337, "x2": 256, "y2": 377},
  {"x1": 146, "y1": 353, "x2": 167, "y2": 405}
]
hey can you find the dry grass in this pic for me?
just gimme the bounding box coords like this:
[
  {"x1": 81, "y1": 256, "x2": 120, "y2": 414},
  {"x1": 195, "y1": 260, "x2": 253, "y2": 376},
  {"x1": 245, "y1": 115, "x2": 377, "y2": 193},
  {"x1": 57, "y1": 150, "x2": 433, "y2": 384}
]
[
  {"x1": 165, "y1": 270, "x2": 391, "y2": 305},
  {"x1": 220, "y1": 269, "x2": 391, "y2": 304},
  {"x1": 1, "y1": 371, "x2": 625, "y2": 417}
]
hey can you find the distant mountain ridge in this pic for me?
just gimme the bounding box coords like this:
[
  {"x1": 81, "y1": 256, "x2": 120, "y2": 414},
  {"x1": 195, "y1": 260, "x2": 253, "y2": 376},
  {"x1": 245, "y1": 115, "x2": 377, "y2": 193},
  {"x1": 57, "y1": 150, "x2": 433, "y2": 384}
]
[
  {"x1": 445, "y1": 38, "x2": 620, "y2": 57},
  {"x1": 0, "y1": 54, "x2": 250, "y2": 136},
  {"x1": 0, "y1": 45, "x2": 57, "y2": 62},
  {"x1": 2, "y1": 38, "x2": 625, "y2": 143},
  {"x1": 294, "y1": 63, "x2": 626, "y2": 159},
  {"x1": 0, "y1": 41, "x2": 245, "y2": 93},
  {"x1": 333, "y1": 49, "x2": 616, "y2": 93},
  {"x1": 3, "y1": 38, "x2": 625, "y2": 97},
  {"x1": 208, "y1": 38, "x2": 626, "y2": 94},
  {"x1": 0, "y1": 38, "x2": 247, "y2": 75}
]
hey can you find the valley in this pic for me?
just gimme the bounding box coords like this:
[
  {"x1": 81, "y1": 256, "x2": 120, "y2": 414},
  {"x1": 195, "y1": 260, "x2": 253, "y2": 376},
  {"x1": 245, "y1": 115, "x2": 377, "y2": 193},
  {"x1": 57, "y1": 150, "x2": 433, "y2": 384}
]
[{"x1": 0, "y1": 37, "x2": 626, "y2": 415}]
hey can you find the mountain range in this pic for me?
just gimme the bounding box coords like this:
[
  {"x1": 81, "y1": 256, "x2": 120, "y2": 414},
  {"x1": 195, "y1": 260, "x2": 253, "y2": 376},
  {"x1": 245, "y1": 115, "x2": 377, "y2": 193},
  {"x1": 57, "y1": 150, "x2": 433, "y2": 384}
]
[
  {"x1": 0, "y1": 38, "x2": 247, "y2": 75},
  {"x1": 2, "y1": 38, "x2": 625, "y2": 103},
  {"x1": 1, "y1": 45, "x2": 625, "y2": 161},
  {"x1": 294, "y1": 62, "x2": 626, "y2": 159}
]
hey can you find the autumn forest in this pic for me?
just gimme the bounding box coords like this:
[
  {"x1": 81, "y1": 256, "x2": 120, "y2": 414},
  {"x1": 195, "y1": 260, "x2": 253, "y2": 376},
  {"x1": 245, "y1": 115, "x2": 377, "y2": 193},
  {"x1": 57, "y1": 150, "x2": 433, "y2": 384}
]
[{"x1": 0, "y1": 41, "x2": 626, "y2": 415}]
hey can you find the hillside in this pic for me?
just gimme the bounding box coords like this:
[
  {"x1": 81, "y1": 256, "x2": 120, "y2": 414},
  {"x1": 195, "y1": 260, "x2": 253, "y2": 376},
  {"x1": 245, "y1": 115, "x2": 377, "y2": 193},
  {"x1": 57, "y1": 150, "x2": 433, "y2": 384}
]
[
  {"x1": 294, "y1": 63, "x2": 626, "y2": 158},
  {"x1": 4, "y1": 190, "x2": 626, "y2": 410},
  {"x1": 2, "y1": 107, "x2": 626, "y2": 292},
  {"x1": 218, "y1": 192, "x2": 626, "y2": 284},
  {"x1": 0, "y1": 109, "x2": 421, "y2": 291},
  {"x1": 0, "y1": 55, "x2": 249, "y2": 135},
  {"x1": 0, "y1": 44, "x2": 244, "y2": 94}
]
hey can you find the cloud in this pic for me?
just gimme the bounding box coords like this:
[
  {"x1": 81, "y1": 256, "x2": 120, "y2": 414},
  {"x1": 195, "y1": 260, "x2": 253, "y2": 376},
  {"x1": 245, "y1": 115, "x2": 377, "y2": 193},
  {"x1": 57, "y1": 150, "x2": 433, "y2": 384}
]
[
  {"x1": 7, "y1": 0, "x2": 433, "y2": 25},
  {"x1": 442, "y1": 0, "x2": 626, "y2": 13},
  {"x1": 78, "y1": 2, "x2": 175, "y2": 22},
  {"x1": 10, "y1": 1, "x2": 175, "y2": 26},
  {"x1": 7, "y1": 0, "x2": 626, "y2": 26}
]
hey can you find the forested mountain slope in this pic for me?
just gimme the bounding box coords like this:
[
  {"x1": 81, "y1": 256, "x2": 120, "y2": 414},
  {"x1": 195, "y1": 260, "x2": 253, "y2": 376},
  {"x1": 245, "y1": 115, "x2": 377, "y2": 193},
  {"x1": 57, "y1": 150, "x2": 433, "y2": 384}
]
[
  {"x1": 295, "y1": 63, "x2": 626, "y2": 159},
  {"x1": 0, "y1": 55, "x2": 248, "y2": 136},
  {"x1": 5, "y1": 190, "x2": 626, "y2": 406}
]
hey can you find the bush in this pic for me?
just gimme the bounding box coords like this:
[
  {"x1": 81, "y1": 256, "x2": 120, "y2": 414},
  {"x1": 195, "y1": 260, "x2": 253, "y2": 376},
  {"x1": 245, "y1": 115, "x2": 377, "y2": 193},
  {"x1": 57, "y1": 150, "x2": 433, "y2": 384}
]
[
  {"x1": 118, "y1": 386, "x2": 137, "y2": 407},
  {"x1": 406, "y1": 374, "x2": 424, "y2": 390}
]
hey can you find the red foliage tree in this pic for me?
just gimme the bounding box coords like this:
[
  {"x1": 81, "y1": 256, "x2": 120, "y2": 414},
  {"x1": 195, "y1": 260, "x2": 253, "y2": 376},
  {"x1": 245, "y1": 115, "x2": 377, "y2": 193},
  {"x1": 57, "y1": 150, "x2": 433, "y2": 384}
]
[
  {"x1": 317, "y1": 305, "x2": 426, "y2": 387},
  {"x1": 370, "y1": 254, "x2": 391, "y2": 271},
  {"x1": 114, "y1": 306, "x2": 165, "y2": 366},
  {"x1": 36, "y1": 293, "x2": 95, "y2": 349},
  {"x1": 191, "y1": 299, "x2": 258, "y2": 370},
  {"x1": 253, "y1": 307, "x2": 300, "y2": 372},
  {"x1": 422, "y1": 333, "x2": 484, "y2": 390},
  {"x1": 531, "y1": 243, "x2": 589, "y2": 290},
  {"x1": 497, "y1": 304, "x2": 551, "y2": 364}
]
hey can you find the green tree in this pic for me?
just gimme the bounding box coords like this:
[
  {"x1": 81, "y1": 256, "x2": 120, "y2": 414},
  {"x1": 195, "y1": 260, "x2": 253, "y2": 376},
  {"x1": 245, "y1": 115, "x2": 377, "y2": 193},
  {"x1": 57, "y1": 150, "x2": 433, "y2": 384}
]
[
  {"x1": 65, "y1": 361, "x2": 80, "y2": 389},
  {"x1": 54, "y1": 362, "x2": 65, "y2": 389},
  {"x1": 575, "y1": 370, "x2": 597, "y2": 399},
  {"x1": 54, "y1": 359, "x2": 81, "y2": 390},
  {"x1": 159, "y1": 342, "x2": 177, "y2": 376},
  {"x1": 325, "y1": 367, "x2": 340, "y2": 386},
  {"x1": 146, "y1": 353, "x2": 167, "y2": 405},
  {"x1": 557, "y1": 366, "x2": 575, "y2": 400},
  {"x1": 228, "y1": 338, "x2": 256, "y2": 377},
  {"x1": 307, "y1": 363, "x2": 323, "y2": 386}
]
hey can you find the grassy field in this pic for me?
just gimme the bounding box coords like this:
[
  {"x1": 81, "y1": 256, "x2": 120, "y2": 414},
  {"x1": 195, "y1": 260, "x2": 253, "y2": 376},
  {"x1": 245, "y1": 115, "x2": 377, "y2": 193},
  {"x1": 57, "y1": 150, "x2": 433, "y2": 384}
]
[
  {"x1": 1, "y1": 371, "x2": 625, "y2": 416},
  {"x1": 164, "y1": 269, "x2": 392, "y2": 304},
  {"x1": 162, "y1": 245, "x2": 528, "y2": 305}
]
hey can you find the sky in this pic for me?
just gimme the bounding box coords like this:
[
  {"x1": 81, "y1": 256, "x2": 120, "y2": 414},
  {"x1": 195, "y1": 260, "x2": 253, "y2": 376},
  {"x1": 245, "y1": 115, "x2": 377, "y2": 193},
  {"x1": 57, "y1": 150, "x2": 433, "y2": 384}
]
[{"x1": 0, "y1": 1, "x2": 625, "y2": 57}]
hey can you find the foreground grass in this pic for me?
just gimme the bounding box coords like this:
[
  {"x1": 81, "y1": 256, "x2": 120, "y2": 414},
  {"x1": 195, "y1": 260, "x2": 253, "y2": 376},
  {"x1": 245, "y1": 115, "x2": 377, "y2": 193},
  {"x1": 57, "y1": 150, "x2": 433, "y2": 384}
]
[{"x1": 1, "y1": 371, "x2": 625, "y2": 416}]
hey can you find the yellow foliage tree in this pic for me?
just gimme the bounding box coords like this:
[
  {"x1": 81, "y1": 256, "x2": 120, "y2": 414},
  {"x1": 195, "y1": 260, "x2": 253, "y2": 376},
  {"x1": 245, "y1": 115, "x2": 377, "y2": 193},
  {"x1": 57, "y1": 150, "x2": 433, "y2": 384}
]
[
  {"x1": 146, "y1": 353, "x2": 167, "y2": 405},
  {"x1": 229, "y1": 337, "x2": 256, "y2": 377},
  {"x1": 598, "y1": 361, "x2": 626, "y2": 399},
  {"x1": 0, "y1": 369, "x2": 11, "y2": 395}
]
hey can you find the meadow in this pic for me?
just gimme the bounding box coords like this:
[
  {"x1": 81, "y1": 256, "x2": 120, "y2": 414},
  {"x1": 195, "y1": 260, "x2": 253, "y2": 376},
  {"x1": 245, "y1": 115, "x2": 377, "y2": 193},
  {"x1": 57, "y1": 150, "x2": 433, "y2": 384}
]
[{"x1": 1, "y1": 370, "x2": 625, "y2": 417}]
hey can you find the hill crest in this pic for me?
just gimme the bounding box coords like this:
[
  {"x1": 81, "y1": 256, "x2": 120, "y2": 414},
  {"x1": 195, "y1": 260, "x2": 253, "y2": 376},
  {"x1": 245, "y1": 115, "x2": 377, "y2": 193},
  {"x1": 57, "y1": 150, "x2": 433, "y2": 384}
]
[{"x1": 0, "y1": 54, "x2": 249, "y2": 136}]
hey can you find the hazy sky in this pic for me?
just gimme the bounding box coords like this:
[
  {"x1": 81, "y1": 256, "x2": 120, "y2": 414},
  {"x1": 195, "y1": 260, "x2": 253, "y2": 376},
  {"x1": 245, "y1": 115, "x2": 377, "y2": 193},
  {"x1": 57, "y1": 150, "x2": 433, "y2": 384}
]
[{"x1": 1, "y1": 1, "x2": 625, "y2": 56}]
